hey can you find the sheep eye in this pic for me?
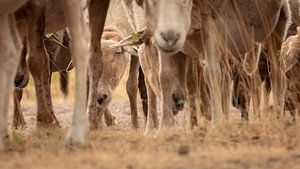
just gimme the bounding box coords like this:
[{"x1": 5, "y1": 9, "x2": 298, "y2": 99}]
[{"x1": 114, "y1": 48, "x2": 123, "y2": 55}]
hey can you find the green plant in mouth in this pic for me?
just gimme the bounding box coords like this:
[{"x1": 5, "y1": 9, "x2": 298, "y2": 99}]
[
  {"x1": 131, "y1": 32, "x2": 141, "y2": 43},
  {"x1": 177, "y1": 99, "x2": 186, "y2": 105},
  {"x1": 45, "y1": 33, "x2": 54, "y2": 39}
]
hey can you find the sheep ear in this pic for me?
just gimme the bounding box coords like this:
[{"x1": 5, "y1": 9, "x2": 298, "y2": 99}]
[{"x1": 110, "y1": 27, "x2": 150, "y2": 48}]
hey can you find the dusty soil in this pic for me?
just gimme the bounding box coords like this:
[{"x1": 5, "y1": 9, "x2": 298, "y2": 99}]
[
  {"x1": 1, "y1": 72, "x2": 300, "y2": 169},
  {"x1": 1, "y1": 97, "x2": 300, "y2": 169}
]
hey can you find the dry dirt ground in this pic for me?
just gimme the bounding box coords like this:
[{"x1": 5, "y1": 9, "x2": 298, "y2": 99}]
[{"x1": 1, "y1": 72, "x2": 300, "y2": 169}]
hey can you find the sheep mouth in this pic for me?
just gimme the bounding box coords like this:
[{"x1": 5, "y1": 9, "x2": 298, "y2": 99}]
[{"x1": 156, "y1": 44, "x2": 179, "y2": 54}]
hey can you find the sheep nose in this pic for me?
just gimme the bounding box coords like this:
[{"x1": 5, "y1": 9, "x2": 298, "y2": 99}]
[
  {"x1": 172, "y1": 93, "x2": 185, "y2": 111},
  {"x1": 160, "y1": 30, "x2": 180, "y2": 47},
  {"x1": 97, "y1": 93, "x2": 108, "y2": 107},
  {"x1": 14, "y1": 75, "x2": 29, "y2": 88}
]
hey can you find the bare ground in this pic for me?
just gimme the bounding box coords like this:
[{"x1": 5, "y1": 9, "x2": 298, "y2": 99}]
[
  {"x1": 0, "y1": 97, "x2": 299, "y2": 169},
  {"x1": 1, "y1": 73, "x2": 300, "y2": 169}
]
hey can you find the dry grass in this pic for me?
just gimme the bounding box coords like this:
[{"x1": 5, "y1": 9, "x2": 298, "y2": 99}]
[
  {"x1": 1, "y1": 121, "x2": 299, "y2": 169},
  {"x1": 2, "y1": 68, "x2": 300, "y2": 169}
]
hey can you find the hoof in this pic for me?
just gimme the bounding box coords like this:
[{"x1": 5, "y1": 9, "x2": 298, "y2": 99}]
[
  {"x1": 143, "y1": 128, "x2": 151, "y2": 137},
  {"x1": 144, "y1": 119, "x2": 157, "y2": 136},
  {"x1": 37, "y1": 112, "x2": 60, "y2": 128},
  {"x1": 65, "y1": 126, "x2": 89, "y2": 148},
  {"x1": 154, "y1": 125, "x2": 173, "y2": 138}
]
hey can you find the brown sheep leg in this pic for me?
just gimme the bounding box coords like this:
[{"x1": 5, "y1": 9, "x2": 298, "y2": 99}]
[
  {"x1": 251, "y1": 71, "x2": 263, "y2": 120},
  {"x1": 221, "y1": 60, "x2": 231, "y2": 120},
  {"x1": 267, "y1": 5, "x2": 289, "y2": 119},
  {"x1": 232, "y1": 73, "x2": 250, "y2": 121},
  {"x1": 198, "y1": 64, "x2": 211, "y2": 121},
  {"x1": 205, "y1": 34, "x2": 224, "y2": 124},
  {"x1": 144, "y1": 78, "x2": 158, "y2": 135},
  {"x1": 87, "y1": 0, "x2": 110, "y2": 130},
  {"x1": 243, "y1": 43, "x2": 262, "y2": 76},
  {"x1": 26, "y1": 2, "x2": 59, "y2": 127},
  {"x1": 138, "y1": 66, "x2": 148, "y2": 126},
  {"x1": 12, "y1": 39, "x2": 28, "y2": 129},
  {"x1": 186, "y1": 57, "x2": 198, "y2": 129},
  {"x1": 12, "y1": 88, "x2": 26, "y2": 129},
  {"x1": 126, "y1": 55, "x2": 139, "y2": 129}
]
